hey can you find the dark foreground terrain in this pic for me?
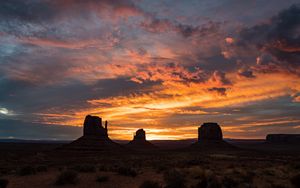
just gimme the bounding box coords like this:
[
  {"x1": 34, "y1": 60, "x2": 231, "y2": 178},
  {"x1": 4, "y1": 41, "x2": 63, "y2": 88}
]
[{"x1": 0, "y1": 140, "x2": 299, "y2": 188}]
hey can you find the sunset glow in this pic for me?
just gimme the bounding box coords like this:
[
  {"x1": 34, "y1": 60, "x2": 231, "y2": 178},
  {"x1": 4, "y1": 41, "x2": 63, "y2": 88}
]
[{"x1": 0, "y1": 0, "x2": 299, "y2": 140}]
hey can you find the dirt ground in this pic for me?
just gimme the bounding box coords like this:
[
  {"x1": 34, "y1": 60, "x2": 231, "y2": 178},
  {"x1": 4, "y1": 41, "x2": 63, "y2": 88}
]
[{"x1": 0, "y1": 142, "x2": 299, "y2": 188}]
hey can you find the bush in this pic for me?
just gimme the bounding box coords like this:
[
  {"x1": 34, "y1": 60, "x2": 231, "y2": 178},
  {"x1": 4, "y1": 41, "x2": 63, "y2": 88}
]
[
  {"x1": 55, "y1": 170, "x2": 79, "y2": 186},
  {"x1": 0, "y1": 179, "x2": 8, "y2": 188},
  {"x1": 291, "y1": 173, "x2": 300, "y2": 188},
  {"x1": 117, "y1": 167, "x2": 137, "y2": 177},
  {"x1": 191, "y1": 173, "x2": 222, "y2": 188},
  {"x1": 18, "y1": 166, "x2": 36, "y2": 176},
  {"x1": 139, "y1": 180, "x2": 161, "y2": 188},
  {"x1": 163, "y1": 169, "x2": 186, "y2": 188},
  {"x1": 96, "y1": 175, "x2": 109, "y2": 183},
  {"x1": 73, "y1": 164, "x2": 96, "y2": 173}
]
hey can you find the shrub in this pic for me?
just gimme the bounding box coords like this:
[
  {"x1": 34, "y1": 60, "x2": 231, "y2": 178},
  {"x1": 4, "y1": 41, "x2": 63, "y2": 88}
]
[
  {"x1": 117, "y1": 167, "x2": 137, "y2": 177},
  {"x1": 291, "y1": 173, "x2": 300, "y2": 188},
  {"x1": 163, "y1": 169, "x2": 186, "y2": 188},
  {"x1": 0, "y1": 179, "x2": 8, "y2": 188},
  {"x1": 96, "y1": 175, "x2": 109, "y2": 183},
  {"x1": 188, "y1": 166, "x2": 205, "y2": 179},
  {"x1": 55, "y1": 170, "x2": 79, "y2": 186},
  {"x1": 192, "y1": 173, "x2": 222, "y2": 188},
  {"x1": 18, "y1": 166, "x2": 36, "y2": 176},
  {"x1": 139, "y1": 180, "x2": 161, "y2": 188},
  {"x1": 73, "y1": 164, "x2": 96, "y2": 173}
]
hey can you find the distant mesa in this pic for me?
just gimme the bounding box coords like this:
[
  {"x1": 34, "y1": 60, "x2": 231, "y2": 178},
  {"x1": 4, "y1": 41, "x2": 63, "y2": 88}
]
[
  {"x1": 126, "y1": 129, "x2": 157, "y2": 150},
  {"x1": 83, "y1": 115, "x2": 108, "y2": 137},
  {"x1": 198, "y1": 122, "x2": 223, "y2": 141},
  {"x1": 191, "y1": 122, "x2": 235, "y2": 150},
  {"x1": 134, "y1": 129, "x2": 146, "y2": 141},
  {"x1": 266, "y1": 134, "x2": 300, "y2": 144},
  {"x1": 61, "y1": 115, "x2": 121, "y2": 151}
]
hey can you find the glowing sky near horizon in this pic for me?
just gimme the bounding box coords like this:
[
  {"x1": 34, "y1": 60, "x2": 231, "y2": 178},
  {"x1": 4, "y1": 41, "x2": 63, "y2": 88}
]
[{"x1": 0, "y1": 0, "x2": 300, "y2": 140}]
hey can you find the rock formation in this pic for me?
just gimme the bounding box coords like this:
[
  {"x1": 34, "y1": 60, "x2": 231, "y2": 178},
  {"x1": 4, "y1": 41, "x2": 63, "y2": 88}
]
[
  {"x1": 83, "y1": 115, "x2": 108, "y2": 137},
  {"x1": 61, "y1": 115, "x2": 121, "y2": 151},
  {"x1": 126, "y1": 129, "x2": 157, "y2": 150},
  {"x1": 198, "y1": 122, "x2": 223, "y2": 141},
  {"x1": 190, "y1": 122, "x2": 235, "y2": 150},
  {"x1": 134, "y1": 129, "x2": 146, "y2": 141},
  {"x1": 266, "y1": 134, "x2": 300, "y2": 144}
]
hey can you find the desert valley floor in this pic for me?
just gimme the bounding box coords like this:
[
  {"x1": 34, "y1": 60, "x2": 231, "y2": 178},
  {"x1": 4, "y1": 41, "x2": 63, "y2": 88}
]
[{"x1": 0, "y1": 140, "x2": 299, "y2": 188}]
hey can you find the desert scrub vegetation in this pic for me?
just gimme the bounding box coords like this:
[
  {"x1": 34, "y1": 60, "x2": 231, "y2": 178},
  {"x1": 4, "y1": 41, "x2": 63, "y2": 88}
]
[
  {"x1": 164, "y1": 169, "x2": 186, "y2": 188},
  {"x1": 18, "y1": 166, "x2": 36, "y2": 176},
  {"x1": 0, "y1": 179, "x2": 8, "y2": 188},
  {"x1": 72, "y1": 164, "x2": 96, "y2": 173},
  {"x1": 185, "y1": 166, "x2": 206, "y2": 179},
  {"x1": 139, "y1": 180, "x2": 162, "y2": 188},
  {"x1": 191, "y1": 173, "x2": 222, "y2": 188},
  {"x1": 117, "y1": 166, "x2": 137, "y2": 177},
  {"x1": 55, "y1": 170, "x2": 79, "y2": 186},
  {"x1": 96, "y1": 175, "x2": 109, "y2": 183}
]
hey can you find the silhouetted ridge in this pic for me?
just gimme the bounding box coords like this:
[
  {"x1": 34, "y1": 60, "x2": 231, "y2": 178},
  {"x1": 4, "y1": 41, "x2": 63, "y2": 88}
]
[
  {"x1": 126, "y1": 129, "x2": 157, "y2": 150},
  {"x1": 266, "y1": 134, "x2": 300, "y2": 144}
]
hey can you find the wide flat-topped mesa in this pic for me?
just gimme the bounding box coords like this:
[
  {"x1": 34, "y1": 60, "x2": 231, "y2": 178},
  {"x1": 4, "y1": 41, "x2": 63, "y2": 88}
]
[
  {"x1": 198, "y1": 122, "x2": 223, "y2": 141},
  {"x1": 189, "y1": 122, "x2": 235, "y2": 151},
  {"x1": 266, "y1": 134, "x2": 300, "y2": 144}
]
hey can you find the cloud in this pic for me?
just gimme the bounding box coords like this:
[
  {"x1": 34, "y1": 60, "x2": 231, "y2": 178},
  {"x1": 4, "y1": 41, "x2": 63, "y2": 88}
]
[
  {"x1": 0, "y1": 119, "x2": 81, "y2": 140},
  {"x1": 293, "y1": 95, "x2": 300, "y2": 102},
  {"x1": 0, "y1": 77, "x2": 158, "y2": 119},
  {"x1": 209, "y1": 71, "x2": 231, "y2": 86},
  {"x1": 141, "y1": 18, "x2": 220, "y2": 38},
  {"x1": 0, "y1": 0, "x2": 57, "y2": 23},
  {"x1": 0, "y1": 0, "x2": 142, "y2": 23},
  {"x1": 130, "y1": 62, "x2": 208, "y2": 84},
  {"x1": 208, "y1": 87, "x2": 227, "y2": 96},
  {"x1": 0, "y1": 1, "x2": 300, "y2": 140},
  {"x1": 0, "y1": 107, "x2": 15, "y2": 116},
  {"x1": 238, "y1": 4, "x2": 300, "y2": 76},
  {"x1": 0, "y1": 0, "x2": 143, "y2": 43},
  {"x1": 238, "y1": 69, "x2": 255, "y2": 78}
]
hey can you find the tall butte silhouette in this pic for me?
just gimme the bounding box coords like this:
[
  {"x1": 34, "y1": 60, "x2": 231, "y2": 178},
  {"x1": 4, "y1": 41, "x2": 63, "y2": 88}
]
[
  {"x1": 61, "y1": 115, "x2": 121, "y2": 151},
  {"x1": 126, "y1": 129, "x2": 157, "y2": 150},
  {"x1": 190, "y1": 122, "x2": 235, "y2": 150}
]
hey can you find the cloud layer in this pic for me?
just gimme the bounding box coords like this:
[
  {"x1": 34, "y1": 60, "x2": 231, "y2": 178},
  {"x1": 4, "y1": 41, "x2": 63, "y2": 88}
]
[{"x1": 0, "y1": 1, "x2": 300, "y2": 140}]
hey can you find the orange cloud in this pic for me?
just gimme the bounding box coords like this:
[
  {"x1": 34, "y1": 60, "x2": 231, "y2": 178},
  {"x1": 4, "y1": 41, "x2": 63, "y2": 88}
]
[{"x1": 34, "y1": 70, "x2": 300, "y2": 140}]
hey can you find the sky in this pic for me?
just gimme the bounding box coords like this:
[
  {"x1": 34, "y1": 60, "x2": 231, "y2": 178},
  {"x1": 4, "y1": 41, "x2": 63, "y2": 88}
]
[{"x1": 0, "y1": 0, "x2": 300, "y2": 140}]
